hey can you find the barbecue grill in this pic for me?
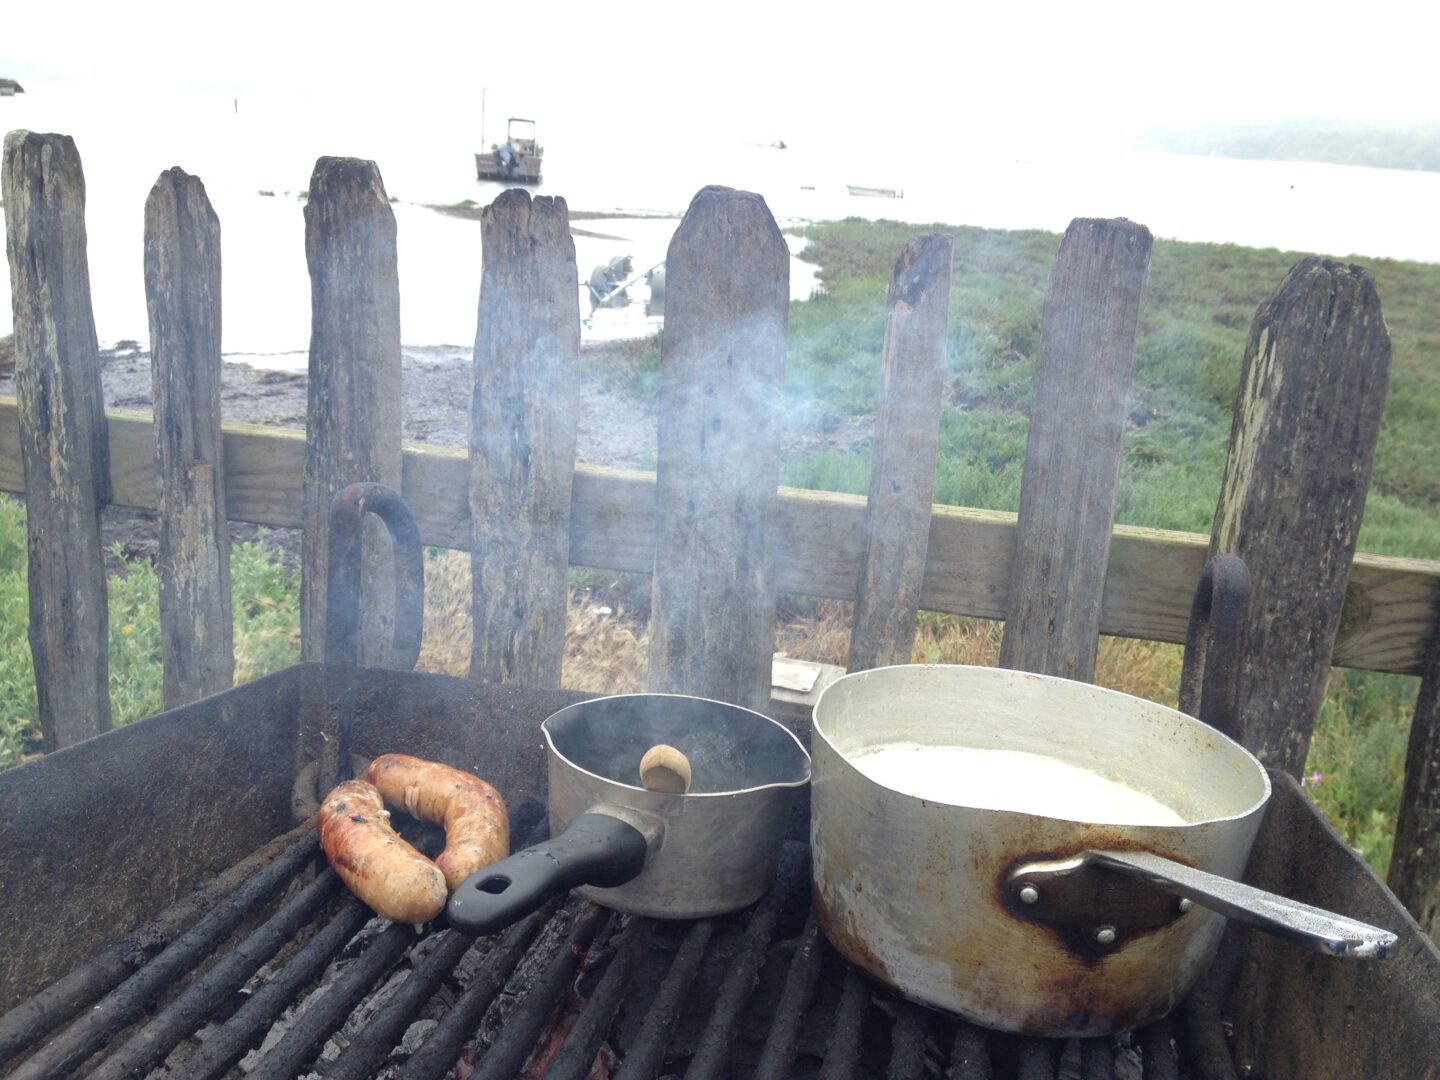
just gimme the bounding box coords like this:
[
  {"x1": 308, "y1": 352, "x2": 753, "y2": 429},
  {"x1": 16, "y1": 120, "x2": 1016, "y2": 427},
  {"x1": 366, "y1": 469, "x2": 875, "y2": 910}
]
[{"x1": 1, "y1": 492, "x2": 1438, "y2": 1079}]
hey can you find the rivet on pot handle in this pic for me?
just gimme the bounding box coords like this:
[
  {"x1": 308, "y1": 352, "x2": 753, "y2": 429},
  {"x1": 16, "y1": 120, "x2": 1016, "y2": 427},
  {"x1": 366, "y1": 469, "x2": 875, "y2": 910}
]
[{"x1": 1008, "y1": 850, "x2": 1399, "y2": 959}]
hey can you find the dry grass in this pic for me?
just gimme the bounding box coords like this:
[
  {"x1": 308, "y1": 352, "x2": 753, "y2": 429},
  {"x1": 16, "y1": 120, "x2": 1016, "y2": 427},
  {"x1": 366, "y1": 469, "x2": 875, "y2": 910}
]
[
  {"x1": 775, "y1": 599, "x2": 1185, "y2": 704},
  {"x1": 1094, "y1": 637, "x2": 1185, "y2": 709},
  {"x1": 562, "y1": 598, "x2": 648, "y2": 693},
  {"x1": 415, "y1": 550, "x2": 473, "y2": 677},
  {"x1": 417, "y1": 550, "x2": 648, "y2": 692},
  {"x1": 417, "y1": 552, "x2": 1187, "y2": 708}
]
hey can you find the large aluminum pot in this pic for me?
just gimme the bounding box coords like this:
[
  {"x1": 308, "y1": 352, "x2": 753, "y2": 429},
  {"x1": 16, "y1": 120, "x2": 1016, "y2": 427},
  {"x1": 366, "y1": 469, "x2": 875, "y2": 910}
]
[
  {"x1": 810, "y1": 665, "x2": 1395, "y2": 1037},
  {"x1": 450, "y1": 694, "x2": 810, "y2": 933}
]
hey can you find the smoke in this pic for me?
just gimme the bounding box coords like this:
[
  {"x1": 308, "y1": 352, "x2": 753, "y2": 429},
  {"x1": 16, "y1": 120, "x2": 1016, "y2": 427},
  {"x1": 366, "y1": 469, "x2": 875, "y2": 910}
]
[{"x1": 545, "y1": 695, "x2": 808, "y2": 794}]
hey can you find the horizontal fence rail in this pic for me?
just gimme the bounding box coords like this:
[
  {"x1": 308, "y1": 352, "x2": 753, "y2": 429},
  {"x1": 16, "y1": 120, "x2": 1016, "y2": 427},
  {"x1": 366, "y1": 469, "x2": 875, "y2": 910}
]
[{"x1": 0, "y1": 397, "x2": 1434, "y2": 678}]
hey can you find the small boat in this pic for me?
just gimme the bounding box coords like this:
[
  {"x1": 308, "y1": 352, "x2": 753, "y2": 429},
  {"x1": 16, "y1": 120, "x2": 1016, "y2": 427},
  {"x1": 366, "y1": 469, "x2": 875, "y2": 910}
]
[
  {"x1": 847, "y1": 184, "x2": 903, "y2": 199},
  {"x1": 476, "y1": 118, "x2": 543, "y2": 185}
]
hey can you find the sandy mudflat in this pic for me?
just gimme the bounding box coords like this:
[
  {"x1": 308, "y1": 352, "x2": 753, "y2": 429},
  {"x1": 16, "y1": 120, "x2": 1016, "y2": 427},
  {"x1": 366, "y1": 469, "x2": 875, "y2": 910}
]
[{"x1": 55, "y1": 340, "x2": 662, "y2": 469}]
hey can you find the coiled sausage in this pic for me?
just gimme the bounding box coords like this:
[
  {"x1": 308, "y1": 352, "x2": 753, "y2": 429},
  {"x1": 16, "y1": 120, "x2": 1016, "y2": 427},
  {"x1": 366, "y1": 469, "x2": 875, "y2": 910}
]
[
  {"x1": 367, "y1": 754, "x2": 510, "y2": 891},
  {"x1": 316, "y1": 780, "x2": 447, "y2": 923}
]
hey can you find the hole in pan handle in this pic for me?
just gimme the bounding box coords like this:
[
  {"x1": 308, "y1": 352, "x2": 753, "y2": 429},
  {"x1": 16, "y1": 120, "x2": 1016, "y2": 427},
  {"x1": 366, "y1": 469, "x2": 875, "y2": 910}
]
[
  {"x1": 447, "y1": 810, "x2": 650, "y2": 935},
  {"x1": 1088, "y1": 849, "x2": 1399, "y2": 959}
]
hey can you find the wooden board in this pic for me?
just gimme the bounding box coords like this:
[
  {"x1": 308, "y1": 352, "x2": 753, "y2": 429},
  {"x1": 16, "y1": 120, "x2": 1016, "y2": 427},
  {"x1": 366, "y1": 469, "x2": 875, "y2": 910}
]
[
  {"x1": 2, "y1": 131, "x2": 111, "y2": 749},
  {"x1": 1209, "y1": 258, "x2": 1392, "y2": 775},
  {"x1": 144, "y1": 167, "x2": 234, "y2": 707},
  {"x1": 1000, "y1": 217, "x2": 1152, "y2": 680},
  {"x1": 848, "y1": 233, "x2": 952, "y2": 671},
  {"x1": 469, "y1": 190, "x2": 580, "y2": 686},
  {"x1": 646, "y1": 187, "x2": 789, "y2": 714},
  {"x1": 299, "y1": 157, "x2": 403, "y2": 666},
  {"x1": 1389, "y1": 623, "x2": 1440, "y2": 941}
]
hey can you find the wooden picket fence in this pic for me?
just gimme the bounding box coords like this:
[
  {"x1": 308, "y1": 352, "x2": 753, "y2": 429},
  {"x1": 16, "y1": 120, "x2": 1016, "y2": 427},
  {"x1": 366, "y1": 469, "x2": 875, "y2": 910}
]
[{"x1": 2, "y1": 130, "x2": 1438, "y2": 940}]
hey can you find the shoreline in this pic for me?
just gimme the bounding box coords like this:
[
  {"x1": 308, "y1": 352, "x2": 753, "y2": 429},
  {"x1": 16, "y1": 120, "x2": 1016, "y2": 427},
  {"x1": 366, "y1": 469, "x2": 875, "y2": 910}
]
[{"x1": 0, "y1": 337, "x2": 664, "y2": 576}]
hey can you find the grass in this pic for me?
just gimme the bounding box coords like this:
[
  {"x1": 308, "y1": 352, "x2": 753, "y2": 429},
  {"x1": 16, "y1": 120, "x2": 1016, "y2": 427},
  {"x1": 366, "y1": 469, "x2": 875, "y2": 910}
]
[
  {"x1": 107, "y1": 541, "x2": 302, "y2": 722},
  {"x1": 0, "y1": 497, "x2": 35, "y2": 766},
  {"x1": 1302, "y1": 668, "x2": 1420, "y2": 873},
  {"x1": 786, "y1": 221, "x2": 1440, "y2": 550},
  {"x1": 1, "y1": 217, "x2": 1435, "y2": 881}
]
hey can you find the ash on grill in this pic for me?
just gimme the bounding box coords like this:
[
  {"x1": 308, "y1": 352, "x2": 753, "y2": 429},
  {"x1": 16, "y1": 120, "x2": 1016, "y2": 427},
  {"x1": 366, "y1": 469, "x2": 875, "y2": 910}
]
[{"x1": 2, "y1": 827, "x2": 1236, "y2": 1080}]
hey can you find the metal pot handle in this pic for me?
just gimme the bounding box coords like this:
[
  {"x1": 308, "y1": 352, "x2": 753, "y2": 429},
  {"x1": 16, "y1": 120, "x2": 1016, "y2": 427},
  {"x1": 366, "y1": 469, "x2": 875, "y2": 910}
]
[
  {"x1": 318, "y1": 483, "x2": 425, "y2": 794},
  {"x1": 325, "y1": 482, "x2": 425, "y2": 671},
  {"x1": 1008, "y1": 849, "x2": 1397, "y2": 958},
  {"x1": 1090, "y1": 849, "x2": 1397, "y2": 957}
]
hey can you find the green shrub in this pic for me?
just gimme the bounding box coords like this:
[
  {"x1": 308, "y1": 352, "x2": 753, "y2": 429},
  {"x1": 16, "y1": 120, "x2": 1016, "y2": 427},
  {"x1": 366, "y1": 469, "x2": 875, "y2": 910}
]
[
  {"x1": 106, "y1": 537, "x2": 302, "y2": 727},
  {"x1": 0, "y1": 497, "x2": 301, "y2": 770},
  {"x1": 108, "y1": 551, "x2": 166, "y2": 724},
  {"x1": 0, "y1": 497, "x2": 38, "y2": 765},
  {"x1": 231, "y1": 537, "x2": 302, "y2": 682},
  {"x1": 1305, "y1": 670, "x2": 1417, "y2": 876},
  {"x1": 0, "y1": 495, "x2": 26, "y2": 573}
]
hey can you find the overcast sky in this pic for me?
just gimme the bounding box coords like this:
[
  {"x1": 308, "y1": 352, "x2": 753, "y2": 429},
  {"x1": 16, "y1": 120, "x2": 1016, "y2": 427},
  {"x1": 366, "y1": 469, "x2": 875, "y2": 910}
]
[{"x1": 4, "y1": 0, "x2": 1436, "y2": 139}]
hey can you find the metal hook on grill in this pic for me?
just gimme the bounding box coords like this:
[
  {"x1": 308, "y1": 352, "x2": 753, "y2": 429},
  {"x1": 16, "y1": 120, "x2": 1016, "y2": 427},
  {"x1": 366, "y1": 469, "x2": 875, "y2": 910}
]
[
  {"x1": 318, "y1": 482, "x2": 426, "y2": 796},
  {"x1": 1179, "y1": 553, "x2": 1250, "y2": 740},
  {"x1": 325, "y1": 482, "x2": 425, "y2": 671}
]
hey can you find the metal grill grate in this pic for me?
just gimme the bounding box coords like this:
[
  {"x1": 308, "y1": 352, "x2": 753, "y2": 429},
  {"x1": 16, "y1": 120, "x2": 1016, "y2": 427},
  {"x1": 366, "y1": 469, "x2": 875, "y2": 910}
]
[{"x1": 0, "y1": 834, "x2": 1240, "y2": 1079}]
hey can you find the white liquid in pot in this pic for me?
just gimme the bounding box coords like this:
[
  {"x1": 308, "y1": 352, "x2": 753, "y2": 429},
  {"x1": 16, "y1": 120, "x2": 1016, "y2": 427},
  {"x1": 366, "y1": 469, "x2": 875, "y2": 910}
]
[{"x1": 849, "y1": 744, "x2": 1187, "y2": 826}]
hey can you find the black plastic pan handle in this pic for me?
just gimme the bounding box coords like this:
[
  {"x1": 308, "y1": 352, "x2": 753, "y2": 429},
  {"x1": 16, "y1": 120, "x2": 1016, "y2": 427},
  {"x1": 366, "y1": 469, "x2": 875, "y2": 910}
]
[{"x1": 447, "y1": 811, "x2": 649, "y2": 935}]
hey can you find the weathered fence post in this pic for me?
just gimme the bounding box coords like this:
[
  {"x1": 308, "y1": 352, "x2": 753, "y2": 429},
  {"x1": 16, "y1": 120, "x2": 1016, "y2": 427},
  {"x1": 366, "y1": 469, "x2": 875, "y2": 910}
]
[
  {"x1": 144, "y1": 167, "x2": 233, "y2": 708},
  {"x1": 1390, "y1": 625, "x2": 1440, "y2": 942},
  {"x1": 647, "y1": 186, "x2": 788, "y2": 714},
  {"x1": 300, "y1": 157, "x2": 403, "y2": 666},
  {"x1": 1208, "y1": 258, "x2": 1390, "y2": 776},
  {"x1": 999, "y1": 217, "x2": 1152, "y2": 680},
  {"x1": 848, "y1": 233, "x2": 952, "y2": 671},
  {"x1": 2, "y1": 131, "x2": 111, "y2": 749},
  {"x1": 469, "y1": 190, "x2": 580, "y2": 686}
]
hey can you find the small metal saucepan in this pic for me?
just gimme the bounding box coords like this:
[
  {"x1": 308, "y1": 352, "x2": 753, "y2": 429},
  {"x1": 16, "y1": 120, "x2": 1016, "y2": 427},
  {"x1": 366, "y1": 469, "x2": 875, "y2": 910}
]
[
  {"x1": 809, "y1": 663, "x2": 1398, "y2": 1038},
  {"x1": 448, "y1": 694, "x2": 811, "y2": 934}
]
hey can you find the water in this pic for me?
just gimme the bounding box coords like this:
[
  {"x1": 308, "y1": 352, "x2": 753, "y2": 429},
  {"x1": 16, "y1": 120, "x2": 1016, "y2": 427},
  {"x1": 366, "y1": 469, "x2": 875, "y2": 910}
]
[{"x1": 4, "y1": 81, "x2": 1439, "y2": 359}]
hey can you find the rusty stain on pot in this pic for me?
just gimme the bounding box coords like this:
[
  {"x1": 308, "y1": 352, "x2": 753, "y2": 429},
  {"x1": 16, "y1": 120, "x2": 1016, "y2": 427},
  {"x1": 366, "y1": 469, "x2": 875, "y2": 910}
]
[
  {"x1": 811, "y1": 878, "x2": 897, "y2": 989},
  {"x1": 814, "y1": 806, "x2": 1228, "y2": 1036},
  {"x1": 1011, "y1": 957, "x2": 1181, "y2": 1036}
]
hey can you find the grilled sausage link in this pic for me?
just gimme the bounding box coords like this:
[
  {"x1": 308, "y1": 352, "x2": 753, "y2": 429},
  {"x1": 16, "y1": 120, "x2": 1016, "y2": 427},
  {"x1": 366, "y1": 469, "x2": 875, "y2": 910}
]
[
  {"x1": 316, "y1": 780, "x2": 448, "y2": 923},
  {"x1": 367, "y1": 754, "x2": 511, "y2": 891}
]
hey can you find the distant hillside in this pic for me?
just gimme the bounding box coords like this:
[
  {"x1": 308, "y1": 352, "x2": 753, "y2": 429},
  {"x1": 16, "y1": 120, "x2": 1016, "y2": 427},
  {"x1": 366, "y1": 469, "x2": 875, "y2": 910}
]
[{"x1": 1137, "y1": 119, "x2": 1440, "y2": 173}]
